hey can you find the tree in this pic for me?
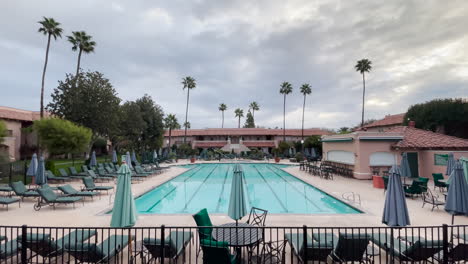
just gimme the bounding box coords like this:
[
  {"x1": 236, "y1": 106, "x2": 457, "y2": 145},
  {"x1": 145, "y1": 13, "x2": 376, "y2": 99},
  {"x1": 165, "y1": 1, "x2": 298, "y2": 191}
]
[
  {"x1": 0, "y1": 120, "x2": 6, "y2": 144},
  {"x1": 67, "y1": 31, "x2": 96, "y2": 83},
  {"x1": 135, "y1": 94, "x2": 165, "y2": 150},
  {"x1": 244, "y1": 111, "x2": 255, "y2": 128},
  {"x1": 38, "y1": 17, "x2": 63, "y2": 119},
  {"x1": 279, "y1": 82, "x2": 293, "y2": 141},
  {"x1": 218, "y1": 103, "x2": 227, "y2": 128},
  {"x1": 34, "y1": 118, "x2": 92, "y2": 156},
  {"x1": 404, "y1": 98, "x2": 468, "y2": 139},
  {"x1": 182, "y1": 76, "x2": 196, "y2": 143},
  {"x1": 183, "y1": 121, "x2": 191, "y2": 129},
  {"x1": 234, "y1": 108, "x2": 244, "y2": 128},
  {"x1": 249, "y1": 101, "x2": 260, "y2": 121},
  {"x1": 118, "y1": 101, "x2": 147, "y2": 150},
  {"x1": 304, "y1": 135, "x2": 322, "y2": 156},
  {"x1": 337, "y1": 127, "x2": 352, "y2": 134},
  {"x1": 355, "y1": 59, "x2": 372, "y2": 127},
  {"x1": 47, "y1": 71, "x2": 121, "y2": 142},
  {"x1": 164, "y1": 114, "x2": 180, "y2": 151},
  {"x1": 300, "y1": 84, "x2": 312, "y2": 141}
]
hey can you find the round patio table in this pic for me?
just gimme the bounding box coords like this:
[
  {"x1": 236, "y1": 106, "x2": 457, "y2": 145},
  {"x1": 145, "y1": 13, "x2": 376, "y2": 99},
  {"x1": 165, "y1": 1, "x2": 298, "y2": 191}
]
[{"x1": 212, "y1": 222, "x2": 263, "y2": 263}]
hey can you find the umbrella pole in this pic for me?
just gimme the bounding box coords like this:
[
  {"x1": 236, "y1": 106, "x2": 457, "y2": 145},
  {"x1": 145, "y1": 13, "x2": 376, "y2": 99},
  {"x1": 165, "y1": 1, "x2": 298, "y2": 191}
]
[{"x1": 390, "y1": 228, "x2": 394, "y2": 264}]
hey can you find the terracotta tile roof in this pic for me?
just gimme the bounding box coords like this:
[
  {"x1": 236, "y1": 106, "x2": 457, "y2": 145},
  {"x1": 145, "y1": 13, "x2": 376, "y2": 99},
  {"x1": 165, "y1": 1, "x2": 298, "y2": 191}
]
[
  {"x1": 386, "y1": 126, "x2": 468, "y2": 150},
  {"x1": 363, "y1": 113, "x2": 405, "y2": 128},
  {"x1": 164, "y1": 128, "x2": 331, "y2": 137},
  {"x1": 0, "y1": 106, "x2": 49, "y2": 122}
]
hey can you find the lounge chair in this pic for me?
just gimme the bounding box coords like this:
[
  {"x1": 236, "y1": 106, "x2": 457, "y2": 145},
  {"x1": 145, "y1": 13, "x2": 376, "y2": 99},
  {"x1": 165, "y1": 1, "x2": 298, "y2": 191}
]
[
  {"x1": 82, "y1": 177, "x2": 113, "y2": 194},
  {"x1": 370, "y1": 233, "x2": 443, "y2": 262},
  {"x1": 97, "y1": 168, "x2": 118, "y2": 178},
  {"x1": 20, "y1": 230, "x2": 96, "y2": 261},
  {"x1": 58, "y1": 184, "x2": 98, "y2": 200},
  {"x1": 46, "y1": 170, "x2": 70, "y2": 182},
  {"x1": 34, "y1": 187, "x2": 82, "y2": 211},
  {"x1": 326, "y1": 233, "x2": 370, "y2": 263},
  {"x1": 0, "y1": 238, "x2": 20, "y2": 260},
  {"x1": 143, "y1": 231, "x2": 193, "y2": 262},
  {"x1": 422, "y1": 189, "x2": 445, "y2": 211},
  {"x1": 135, "y1": 166, "x2": 153, "y2": 176},
  {"x1": 0, "y1": 185, "x2": 13, "y2": 196},
  {"x1": 69, "y1": 167, "x2": 87, "y2": 177},
  {"x1": 10, "y1": 181, "x2": 40, "y2": 201},
  {"x1": 432, "y1": 173, "x2": 448, "y2": 191},
  {"x1": 285, "y1": 232, "x2": 334, "y2": 262},
  {"x1": 0, "y1": 197, "x2": 20, "y2": 211},
  {"x1": 87, "y1": 170, "x2": 113, "y2": 182},
  {"x1": 66, "y1": 235, "x2": 131, "y2": 263},
  {"x1": 200, "y1": 239, "x2": 237, "y2": 264},
  {"x1": 193, "y1": 208, "x2": 214, "y2": 240}
]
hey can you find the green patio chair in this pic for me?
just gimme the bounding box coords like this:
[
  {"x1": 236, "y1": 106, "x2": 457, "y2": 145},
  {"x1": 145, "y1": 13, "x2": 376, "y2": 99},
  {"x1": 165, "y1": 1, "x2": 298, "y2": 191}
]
[
  {"x1": 284, "y1": 232, "x2": 334, "y2": 262},
  {"x1": 35, "y1": 187, "x2": 82, "y2": 211},
  {"x1": 416, "y1": 177, "x2": 429, "y2": 192},
  {"x1": 66, "y1": 235, "x2": 131, "y2": 263},
  {"x1": 432, "y1": 173, "x2": 448, "y2": 191},
  {"x1": 404, "y1": 180, "x2": 424, "y2": 198},
  {"x1": 193, "y1": 208, "x2": 214, "y2": 240},
  {"x1": 58, "y1": 184, "x2": 98, "y2": 200},
  {"x1": 0, "y1": 197, "x2": 20, "y2": 211},
  {"x1": 326, "y1": 233, "x2": 370, "y2": 263},
  {"x1": 200, "y1": 239, "x2": 236, "y2": 264},
  {"x1": 82, "y1": 177, "x2": 113, "y2": 194},
  {"x1": 20, "y1": 230, "x2": 96, "y2": 261},
  {"x1": 10, "y1": 181, "x2": 39, "y2": 201},
  {"x1": 46, "y1": 170, "x2": 70, "y2": 182},
  {"x1": 143, "y1": 231, "x2": 193, "y2": 262}
]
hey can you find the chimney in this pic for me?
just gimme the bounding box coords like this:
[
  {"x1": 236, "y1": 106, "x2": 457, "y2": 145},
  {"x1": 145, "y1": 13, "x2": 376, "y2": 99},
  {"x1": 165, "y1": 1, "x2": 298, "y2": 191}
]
[{"x1": 408, "y1": 120, "x2": 416, "y2": 128}]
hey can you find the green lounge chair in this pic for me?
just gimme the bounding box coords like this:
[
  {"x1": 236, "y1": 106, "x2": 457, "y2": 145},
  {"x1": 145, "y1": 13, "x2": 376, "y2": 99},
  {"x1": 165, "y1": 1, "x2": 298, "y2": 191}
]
[
  {"x1": 143, "y1": 231, "x2": 193, "y2": 262},
  {"x1": 58, "y1": 184, "x2": 98, "y2": 200},
  {"x1": 193, "y1": 208, "x2": 214, "y2": 240},
  {"x1": 34, "y1": 187, "x2": 82, "y2": 211},
  {"x1": 0, "y1": 239, "x2": 20, "y2": 260},
  {"x1": 66, "y1": 235, "x2": 131, "y2": 263},
  {"x1": 404, "y1": 180, "x2": 424, "y2": 198},
  {"x1": 0, "y1": 197, "x2": 20, "y2": 211},
  {"x1": 87, "y1": 170, "x2": 113, "y2": 182},
  {"x1": 97, "y1": 168, "x2": 118, "y2": 178},
  {"x1": 69, "y1": 167, "x2": 87, "y2": 177},
  {"x1": 82, "y1": 177, "x2": 113, "y2": 194},
  {"x1": 326, "y1": 233, "x2": 370, "y2": 263},
  {"x1": 46, "y1": 170, "x2": 70, "y2": 182},
  {"x1": 20, "y1": 230, "x2": 96, "y2": 261},
  {"x1": 200, "y1": 239, "x2": 236, "y2": 264},
  {"x1": 0, "y1": 185, "x2": 13, "y2": 196},
  {"x1": 432, "y1": 173, "x2": 448, "y2": 191},
  {"x1": 371, "y1": 233, "x2": 443, "y2": 262},
  {"x1": 285, "y1": 233, "x2": 334, "y2": 262},
  {"x1": 135, "y1": 166, "x2": 153, "y2": 176},
  {"x1": 10, "y1": 181, "x2": 39, "y2": 201}
]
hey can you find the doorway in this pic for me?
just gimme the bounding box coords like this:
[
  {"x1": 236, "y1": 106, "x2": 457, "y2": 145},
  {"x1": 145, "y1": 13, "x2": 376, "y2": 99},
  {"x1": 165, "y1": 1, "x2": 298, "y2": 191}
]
[{"x1": 407, "y1": 152, "x2": 419, "y2": 178}]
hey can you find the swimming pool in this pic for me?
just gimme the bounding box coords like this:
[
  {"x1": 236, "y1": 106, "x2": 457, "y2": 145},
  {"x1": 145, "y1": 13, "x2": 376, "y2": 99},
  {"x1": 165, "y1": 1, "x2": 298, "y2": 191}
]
[{"x1": 135, "y1": 163, "x2": 362, "y2": 214}]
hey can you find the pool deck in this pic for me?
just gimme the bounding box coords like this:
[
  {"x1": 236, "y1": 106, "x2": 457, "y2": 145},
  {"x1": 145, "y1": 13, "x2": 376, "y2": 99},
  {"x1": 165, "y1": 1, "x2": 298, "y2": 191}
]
[{"x1": 1, "y1": 159, "x2": 466, "y2": 228}]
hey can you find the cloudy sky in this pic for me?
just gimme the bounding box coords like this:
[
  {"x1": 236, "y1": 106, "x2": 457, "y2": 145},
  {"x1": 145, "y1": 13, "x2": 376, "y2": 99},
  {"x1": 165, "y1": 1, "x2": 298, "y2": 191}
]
[{"x1": 1, "y1": 0, "x2": 467, "y2": 130}]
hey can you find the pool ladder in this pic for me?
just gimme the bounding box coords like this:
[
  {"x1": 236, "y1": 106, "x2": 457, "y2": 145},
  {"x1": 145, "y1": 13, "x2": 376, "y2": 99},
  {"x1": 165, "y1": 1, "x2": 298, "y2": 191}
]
[{"x1": 342, "y1": 192, "x2": 361, "y2": 206}]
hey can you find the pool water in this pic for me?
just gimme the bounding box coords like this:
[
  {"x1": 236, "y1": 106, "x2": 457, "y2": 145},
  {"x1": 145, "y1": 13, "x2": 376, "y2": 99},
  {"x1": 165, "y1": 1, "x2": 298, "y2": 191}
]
[{"x1": 135, "y1": 163, "x2": 362, "y2": 214}]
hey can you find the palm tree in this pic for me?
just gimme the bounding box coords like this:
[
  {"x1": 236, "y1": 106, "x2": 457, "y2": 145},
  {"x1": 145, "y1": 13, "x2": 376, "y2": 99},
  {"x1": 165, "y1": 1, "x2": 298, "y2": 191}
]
[
  {"x1": 218, "y1": 103, "x2": 227, "y2": 128},
  {"x1": 164, "y1": 114, "x2": 180, "y2": 152},
  {"x1": 279, "y1": 82, "x2": 293, "y2": 141},
  {"x1": 182, "y1": 76, "x2": 196, "y2": 143},
  {"x1": 183, "y1": 121, "x2": 191, "y2": 129},
  {"x1": 249, "y1": 101, "x2": 260, "y2": 120},
  {"x1": 234, "y1": 108, "x2": 244, "y2": 128},
  {"x1": 38, "y1": 17, "x2": 63, "y2": 118},
  {"x1": 355, "y1": 59, "x2": 372, "y2": 127},
  {"x1": 300, "y1": 84, "x2": 312, "y2": 141},
  {"x1": 67, "y1": 31, "x2": 96, "y2": 82}
]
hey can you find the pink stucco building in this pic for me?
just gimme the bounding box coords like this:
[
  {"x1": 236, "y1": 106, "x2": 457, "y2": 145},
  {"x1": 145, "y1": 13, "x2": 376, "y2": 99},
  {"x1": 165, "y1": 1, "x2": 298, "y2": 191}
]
[{"x1": 322, "y1": 122, "x2": 468, "y2": 180}]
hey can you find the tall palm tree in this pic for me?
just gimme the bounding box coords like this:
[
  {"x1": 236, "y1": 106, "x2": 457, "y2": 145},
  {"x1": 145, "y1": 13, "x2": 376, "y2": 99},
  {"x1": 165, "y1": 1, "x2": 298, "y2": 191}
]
[
  {"x1": 249, "y1": 101, "x2": 260, "y2": 120},
  {"x1": 218, "y1": 103, "x2": 227, "y2": 128},
  {"x1": 300, "y1": 84, "x2": 312, "y2": 141},
  {"x1": 38, "y1": 17, "x2": 63, "y2": 118},
  {"x1": 183, "y1": 121, "x2": 191, "y2": 129},
  {"x1": 164, "y1": 114, "x2": 180, "y2": 152},
  {"x1": 234, "y1": 108, "x2": 244, "y2": 128},
  {"x1": 67, "y1": 31, "x2": 96, "y2": 82},
  {"x1": 182, "y1": 76, "x2": 196, "y2": 143},
  {"x1": 355, "y1": 59, "x2": 372, "y2": 127},
  {"x1": 279, "y1": 82, "x2": 293, "y2": 141}
]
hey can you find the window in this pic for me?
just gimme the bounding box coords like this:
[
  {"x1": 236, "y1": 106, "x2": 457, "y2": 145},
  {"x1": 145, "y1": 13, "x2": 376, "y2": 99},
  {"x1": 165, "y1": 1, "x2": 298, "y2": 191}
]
[
  {"x1": 434, "y1": 154, "x2": 448, "y2": 166},
  {"x1": 327, "y1": 150, "x2": 355, "y2": 164},
  {"x1": 369, "y1": 152, "x2": 396, "y2": 166},
  {"x1": 7, "y1": 130, "x2": 13, "y2": 137}
]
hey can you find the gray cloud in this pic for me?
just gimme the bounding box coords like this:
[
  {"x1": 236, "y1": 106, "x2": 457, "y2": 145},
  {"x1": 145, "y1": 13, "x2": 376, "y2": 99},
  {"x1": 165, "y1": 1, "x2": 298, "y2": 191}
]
[{"x1": 1, "y1": 0, "x2": 467, "y2": 130}]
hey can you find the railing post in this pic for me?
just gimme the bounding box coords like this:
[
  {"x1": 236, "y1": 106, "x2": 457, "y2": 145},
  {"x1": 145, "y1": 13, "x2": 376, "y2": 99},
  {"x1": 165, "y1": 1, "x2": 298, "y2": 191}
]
[
  {"x1": 21, "y1": 225, "x2": 27, "y2": 264},
  {"x1": 160, "y1": 225, "x2": 165, "y2": 264},
  {"x1": 442, "y1": 224, "x2": 449, "y2": 264},
  {"x1": 302, "y1": 225, "x2": 307, "y2": 262}
]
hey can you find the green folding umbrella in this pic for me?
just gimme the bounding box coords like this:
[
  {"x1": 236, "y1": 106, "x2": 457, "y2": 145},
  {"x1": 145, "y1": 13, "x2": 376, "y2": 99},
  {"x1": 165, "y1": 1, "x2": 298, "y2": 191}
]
[
  {"x1": 228, "y1": 170, "x2": 248, "y2": 225},
  {"x1": 110, "y1": 162, "x2": 137, "y2": 228}
]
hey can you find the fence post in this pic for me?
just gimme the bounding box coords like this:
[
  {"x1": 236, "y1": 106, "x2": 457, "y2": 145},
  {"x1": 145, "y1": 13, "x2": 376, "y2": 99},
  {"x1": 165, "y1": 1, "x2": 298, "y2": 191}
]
[
  {"x1": 160, "y1": 225, "x2": 165, "y2": 264},
  {"x1": 302, "y1": 225, "x2": 307, "y2": 262},
  {"x1": 21, "y1": 225, "x2": 27, "y2": 264},
  {"x1": 442, "y1": 224, "x2": 449, "y2": 264}
]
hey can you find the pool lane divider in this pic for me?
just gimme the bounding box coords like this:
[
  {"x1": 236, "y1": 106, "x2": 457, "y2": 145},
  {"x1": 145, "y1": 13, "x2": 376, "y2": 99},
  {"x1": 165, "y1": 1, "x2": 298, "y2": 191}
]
[
  {"x1": 215, "y1": 165, "x2": 232, "y2": 212},
  {"x1": 182, "y1": 164, "x2": 220, "y2": 212},
  {"x1": 144, "y1": 165, "x2": 205, "y2": 212},
  {"x1": 252, "y1": 165, "x2": 289, "y2": 213},
  {"x1": 265, "y1": 165, "x2": 323, "y2": 212}
]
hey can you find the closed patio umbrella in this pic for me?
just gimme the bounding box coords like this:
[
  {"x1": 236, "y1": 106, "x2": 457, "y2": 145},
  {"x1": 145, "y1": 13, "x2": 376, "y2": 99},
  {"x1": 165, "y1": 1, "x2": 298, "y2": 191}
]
[
  {"x1": 311, "y1": 148, "x2": 317, "y2": 158},
  {"x1": 400, "y1": 153, "x2": 412, "y2": 180},
  {"x1": 35, "y1": 156, "x2": 47, "y2": 186},
  {"x1": 445, "y1": 161, "x2": 468, "y2": 224},
  {"x1": 228, "y1": 170, "x2": 248, "y2": 225},
  {"x1": 131, "y1": 151, "x2": 138, "y2": 164},
  {"x1": 89, "y1": 151, "x2": 97, "y2": 167},
  {"x1": 112, "y1": 150, "x2": 118, "y2": 163},
  {"x1": 446, "y1": 153, "x2": 456, "y2": 176},
  {"x1": 27, "y1": 153, "x2": 38, "y2": 183},
  {"x1": 461, "y1": 157, "x2": 468, "y2": 183},
  {"x1": 125, "y1": 152, "x2": 133, "y2": 170},
  {"x1": 110, "y1": 161, "x2": 137, "y2": 227},
  {"x1": 153, "y1": 150, "x2": 158, "y2": 163}
]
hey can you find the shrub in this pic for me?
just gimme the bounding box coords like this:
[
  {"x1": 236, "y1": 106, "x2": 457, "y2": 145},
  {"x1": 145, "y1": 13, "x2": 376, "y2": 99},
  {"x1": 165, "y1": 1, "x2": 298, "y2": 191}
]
[{"x1": 295, "y1": 152, "x2": 304, "y2": 162}]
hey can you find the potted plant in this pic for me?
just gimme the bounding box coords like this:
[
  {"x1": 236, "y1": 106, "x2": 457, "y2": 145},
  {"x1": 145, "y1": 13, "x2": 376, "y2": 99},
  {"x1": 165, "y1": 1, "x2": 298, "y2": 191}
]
[
  {"x1": 272, "y1": 148, "x2": 281, "y2": 163},
  {"x1": 190, "y1": 149, "x2": 197, "y2": 163}
]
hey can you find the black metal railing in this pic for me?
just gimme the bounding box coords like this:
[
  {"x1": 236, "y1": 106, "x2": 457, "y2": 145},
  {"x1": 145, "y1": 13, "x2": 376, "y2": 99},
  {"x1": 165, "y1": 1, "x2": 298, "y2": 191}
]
[
  {"x1": 0, "y1": 224, "x2": 466, "y2": 263},
  {"x1": 0, "y1": 161, "x2": 28, "y2": 185}
]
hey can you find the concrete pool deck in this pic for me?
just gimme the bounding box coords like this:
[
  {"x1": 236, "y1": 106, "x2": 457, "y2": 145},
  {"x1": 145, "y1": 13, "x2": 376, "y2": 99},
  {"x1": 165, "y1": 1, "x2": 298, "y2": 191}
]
[{"x1": 1, "y1": 159, "x2": 466, "y2": 228}]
